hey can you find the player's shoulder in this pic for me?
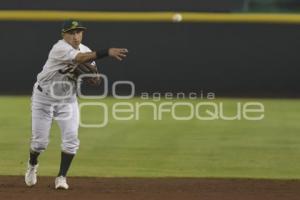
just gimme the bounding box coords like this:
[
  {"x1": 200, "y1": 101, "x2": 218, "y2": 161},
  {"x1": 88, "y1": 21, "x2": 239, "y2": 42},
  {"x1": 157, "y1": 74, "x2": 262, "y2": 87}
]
[
  {"x1": 52, "y1": 40, "x2": 73, "y2": 51},
  {"x1": 79, "y1": 43, "x2": 92, "y2": 53},
  {"x1": 48, "y1": 40, "x2": 76, "y2": 59}
]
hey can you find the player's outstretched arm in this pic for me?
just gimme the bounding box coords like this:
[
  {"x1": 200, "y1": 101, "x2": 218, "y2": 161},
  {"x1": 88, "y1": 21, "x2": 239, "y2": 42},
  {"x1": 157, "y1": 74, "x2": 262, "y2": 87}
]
[
  {"x1": 75, "y1": 52, "x2": 97, "y2": 64},
  {"x1": 74, "y1": 48, "x2": 128, "y2": 64}
]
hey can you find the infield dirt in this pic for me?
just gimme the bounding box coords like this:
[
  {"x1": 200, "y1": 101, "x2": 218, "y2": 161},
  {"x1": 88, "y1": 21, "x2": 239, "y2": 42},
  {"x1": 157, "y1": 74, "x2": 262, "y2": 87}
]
[{"x1": 0, "y1": 176, "x2": 299, "y2": 200}]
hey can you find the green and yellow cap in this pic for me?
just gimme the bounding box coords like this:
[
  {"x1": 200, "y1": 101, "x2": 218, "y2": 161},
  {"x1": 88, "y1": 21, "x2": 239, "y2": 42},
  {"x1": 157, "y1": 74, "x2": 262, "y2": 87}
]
[{"x1": 61, "y1": 19, "x2": 87, "y2": 33}]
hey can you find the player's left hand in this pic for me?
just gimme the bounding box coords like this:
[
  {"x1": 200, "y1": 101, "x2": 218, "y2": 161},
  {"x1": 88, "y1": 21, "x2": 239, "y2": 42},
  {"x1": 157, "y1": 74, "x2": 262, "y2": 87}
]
[{"x1": 108, "y1": 48, "x2": 128, "y2": 61}]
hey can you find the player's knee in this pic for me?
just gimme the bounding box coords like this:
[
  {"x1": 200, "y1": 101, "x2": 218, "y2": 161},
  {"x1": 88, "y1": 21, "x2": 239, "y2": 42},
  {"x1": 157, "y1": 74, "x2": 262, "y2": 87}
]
[
  {"x1": 61, "y1": 136, "x2": 80, "y2": 154},
  {"x1": 30, "y1": 140, "x2": 49, "y2": 153}
]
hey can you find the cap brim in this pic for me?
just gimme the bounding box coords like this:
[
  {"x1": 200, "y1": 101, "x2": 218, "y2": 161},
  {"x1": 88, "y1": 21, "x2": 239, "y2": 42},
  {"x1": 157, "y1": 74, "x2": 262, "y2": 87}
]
[{"x1": 62, "y1": 27, "x2": 87, "y2": 33}]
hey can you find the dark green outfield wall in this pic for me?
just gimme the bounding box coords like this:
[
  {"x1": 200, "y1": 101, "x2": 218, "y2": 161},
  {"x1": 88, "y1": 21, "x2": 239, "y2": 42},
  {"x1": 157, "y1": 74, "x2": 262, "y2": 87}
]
[
  {"x1": 0, "y1": 0, "x2": 243, "y2": 12},
  {"x1": 1, "y1": 21, "x2": 299, "y2": 97}
]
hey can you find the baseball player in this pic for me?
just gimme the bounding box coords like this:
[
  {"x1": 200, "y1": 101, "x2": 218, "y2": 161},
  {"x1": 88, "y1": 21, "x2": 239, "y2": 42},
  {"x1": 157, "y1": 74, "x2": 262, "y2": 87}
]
[{"x1": 24, "y1": 19, "x2": 128, "y2": 189}]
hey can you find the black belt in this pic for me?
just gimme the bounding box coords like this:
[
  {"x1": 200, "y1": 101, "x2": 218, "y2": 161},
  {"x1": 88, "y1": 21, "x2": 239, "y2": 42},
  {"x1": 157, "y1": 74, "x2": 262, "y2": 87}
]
[{"x1": 37, "y1": 85, "x2": 43, "y2": 92}]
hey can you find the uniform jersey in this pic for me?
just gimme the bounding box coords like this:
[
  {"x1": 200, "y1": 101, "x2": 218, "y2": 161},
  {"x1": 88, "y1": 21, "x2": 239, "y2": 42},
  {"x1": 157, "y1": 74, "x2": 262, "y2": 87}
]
[{"x1": 36, "y1": 39, "x2": 92, "y2": 101}]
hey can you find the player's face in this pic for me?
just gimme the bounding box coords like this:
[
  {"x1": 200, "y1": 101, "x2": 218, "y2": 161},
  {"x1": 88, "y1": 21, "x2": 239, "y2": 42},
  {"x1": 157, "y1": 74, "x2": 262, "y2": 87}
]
[{"x1": 63, "y1": 29, "x2": 84, "y2": 49}]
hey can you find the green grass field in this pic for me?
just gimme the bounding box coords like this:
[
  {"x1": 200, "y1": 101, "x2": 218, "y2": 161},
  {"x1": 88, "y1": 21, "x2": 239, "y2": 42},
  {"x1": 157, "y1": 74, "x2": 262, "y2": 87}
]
[{"x1": 0, "y1": 96, "x2": 299, "y2": 179}]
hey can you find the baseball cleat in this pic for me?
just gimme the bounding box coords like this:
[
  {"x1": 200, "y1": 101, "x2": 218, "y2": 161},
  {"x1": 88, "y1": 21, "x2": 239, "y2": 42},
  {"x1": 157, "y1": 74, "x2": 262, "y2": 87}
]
[
  {"x1": 25, "y1": 162, "x2": 38, "y2": 187},
  {"x1": 55, "y1": 176, "x2": 69, "y2": 190}
]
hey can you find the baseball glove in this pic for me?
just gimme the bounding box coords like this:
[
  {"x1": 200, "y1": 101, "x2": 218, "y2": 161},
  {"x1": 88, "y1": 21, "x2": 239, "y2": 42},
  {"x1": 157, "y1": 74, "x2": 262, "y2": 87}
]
[{"x1": 72, "y1": 62, "x2": 101, "y2": 86}]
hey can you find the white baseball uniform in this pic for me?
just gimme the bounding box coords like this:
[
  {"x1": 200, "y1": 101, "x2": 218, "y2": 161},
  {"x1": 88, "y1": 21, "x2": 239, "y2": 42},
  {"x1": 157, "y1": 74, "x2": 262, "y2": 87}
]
[{"x1": 30, "y1": 39, "x2": 92, "y2": 154}]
